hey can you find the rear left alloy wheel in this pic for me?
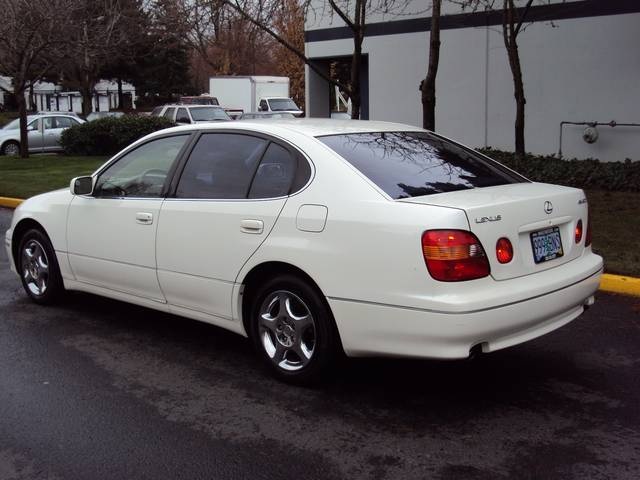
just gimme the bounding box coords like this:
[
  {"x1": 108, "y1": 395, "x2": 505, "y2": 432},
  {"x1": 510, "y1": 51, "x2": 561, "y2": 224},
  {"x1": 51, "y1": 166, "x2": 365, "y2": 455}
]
[
  {"x1": 249, "y1": 274, "x2": 338, "y2": 384},
  {"x1": 18, "y1": 229, "x2": 64, "y2": 304}
]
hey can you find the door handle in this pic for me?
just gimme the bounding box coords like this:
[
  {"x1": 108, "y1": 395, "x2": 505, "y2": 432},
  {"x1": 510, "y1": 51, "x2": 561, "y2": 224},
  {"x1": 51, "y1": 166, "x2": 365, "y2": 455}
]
[
  {"x1": 240, "y1": 219, "x2": 264, "y2": 234},
  {"x1": 136, "y1": 212, "x2": 153, "y2": 225}
]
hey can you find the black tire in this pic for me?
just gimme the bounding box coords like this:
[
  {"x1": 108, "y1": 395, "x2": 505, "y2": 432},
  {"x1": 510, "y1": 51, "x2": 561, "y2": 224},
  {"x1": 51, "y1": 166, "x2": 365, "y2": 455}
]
[
  {"x1": 1, "y1": 140, "x2": 20, "y2": 156},
  {"x1": 17, "y1": 228, "x2": 65, "y2": 304},
  {"x1": 249, "y1": 273, "x2": 338, "y2": 385}
]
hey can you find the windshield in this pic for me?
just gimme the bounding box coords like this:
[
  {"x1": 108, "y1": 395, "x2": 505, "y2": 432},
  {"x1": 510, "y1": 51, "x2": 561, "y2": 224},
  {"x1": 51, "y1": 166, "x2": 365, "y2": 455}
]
[
  {"x1": 3, "y1": 119, "x2": 21, "y2": 130},
  {"x1": 2, "y1": 117, "x2": 39, "y2": 130},
  {"x1": 190, "y1": 107, "x2": 230, "y2": 121},
  {"x1": 267, "y1": 99, "x2": 299, "y2": 111},
  {"x1": 319, "y1": 131, "x2": 525, "y2": 199}
]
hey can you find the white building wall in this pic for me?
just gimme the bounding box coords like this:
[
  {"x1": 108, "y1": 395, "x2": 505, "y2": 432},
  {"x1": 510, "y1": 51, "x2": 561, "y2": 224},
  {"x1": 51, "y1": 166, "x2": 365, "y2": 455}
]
[{"x1": 305, "y1": 3, "x2": 640, "y2": 161}]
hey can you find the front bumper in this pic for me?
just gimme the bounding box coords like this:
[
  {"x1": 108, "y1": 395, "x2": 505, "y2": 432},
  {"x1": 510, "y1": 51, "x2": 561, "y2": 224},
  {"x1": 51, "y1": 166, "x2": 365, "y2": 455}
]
[{"x1": 329, "y1": 256, "x2": 603, "y2": 359}]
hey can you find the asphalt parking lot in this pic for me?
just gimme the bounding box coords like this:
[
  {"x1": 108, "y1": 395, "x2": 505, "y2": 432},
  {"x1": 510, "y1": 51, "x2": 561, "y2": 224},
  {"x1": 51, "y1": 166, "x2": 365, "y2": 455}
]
[{"x1": 1, "y1": 207, "x2": 639, "y2": 480}]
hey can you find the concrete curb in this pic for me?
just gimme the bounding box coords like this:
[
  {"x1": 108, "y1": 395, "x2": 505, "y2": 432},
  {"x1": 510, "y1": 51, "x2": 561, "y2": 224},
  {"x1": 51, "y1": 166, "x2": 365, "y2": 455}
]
[
  {"x1": 1, "y1": 196, "x2": 639, "y2": 297},
  {"x1": 0, "y1": 197, "x2": 23, "y2": 209}
]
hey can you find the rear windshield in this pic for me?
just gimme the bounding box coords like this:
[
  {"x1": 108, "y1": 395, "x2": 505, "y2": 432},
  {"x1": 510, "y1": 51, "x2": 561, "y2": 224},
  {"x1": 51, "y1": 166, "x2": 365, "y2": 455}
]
[{"x1": 318, "y1": 131, "x2": 525, "y2": 199}]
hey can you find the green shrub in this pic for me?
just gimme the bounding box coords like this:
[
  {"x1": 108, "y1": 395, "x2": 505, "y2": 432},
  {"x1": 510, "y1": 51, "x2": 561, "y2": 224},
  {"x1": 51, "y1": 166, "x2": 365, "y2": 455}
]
[
  {"x1": 60, "y1": 115, "x2": 175, "y2": 156},
  {"x1": 479, "y1": 148, "x2": 640, "y2": 192}
]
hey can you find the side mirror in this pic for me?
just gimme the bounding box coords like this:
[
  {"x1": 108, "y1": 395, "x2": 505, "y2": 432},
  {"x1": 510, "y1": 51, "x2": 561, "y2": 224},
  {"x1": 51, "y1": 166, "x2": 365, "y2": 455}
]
[
  {"x1": 71, "y1": 176, "x2": 93, "y2": 195},
  {"x1": 27, "y1": 124, "x2": 37, "y2": 131}
]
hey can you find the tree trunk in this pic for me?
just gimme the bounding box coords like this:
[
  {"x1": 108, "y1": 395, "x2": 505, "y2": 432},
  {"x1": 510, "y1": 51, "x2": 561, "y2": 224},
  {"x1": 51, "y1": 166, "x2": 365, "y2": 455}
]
[
  {"x1": 503, "y1": 0, "x2": 526, "y2": 158},
  {"x1": 421, "y1": 0, "x2": 441, "y2": 131},
  {"x1": 117, "y1": 78, "x2": 124, "y2": 111},
  {"x1": 28, "y1": 84, "x2": 35, "y2": 112},
  {"x1": 350, "y1": 31, "x2": 363, "y2": 119},
  {"x1": 80, "y1": 75, "x2": 93, "y2": 116},
  {"x1": 349, "y1": 0, "x2": 366, "y2": 120},
  {"x1": 16, "y1": 91, "x2": 29, "y2": 158}
]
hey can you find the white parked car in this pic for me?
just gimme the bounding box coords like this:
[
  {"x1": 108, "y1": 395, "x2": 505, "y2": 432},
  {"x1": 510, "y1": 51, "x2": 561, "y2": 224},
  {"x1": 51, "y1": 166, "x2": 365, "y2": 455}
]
[
  {"x1": 5, "y1": 120, "x2": 603, "y2": 383},
  {"x1": 150, "y1": 104, "x2": 231, "y2": 124}
]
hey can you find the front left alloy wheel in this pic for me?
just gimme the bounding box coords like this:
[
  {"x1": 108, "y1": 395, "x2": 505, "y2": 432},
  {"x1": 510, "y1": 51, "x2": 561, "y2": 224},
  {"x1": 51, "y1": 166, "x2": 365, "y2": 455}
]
[
  {"x1": 18, "y1": 229, "x2": 64, "y2": 304},
  {"x1": 1, "y1": 141, "x2": 20, "y2": 156}
]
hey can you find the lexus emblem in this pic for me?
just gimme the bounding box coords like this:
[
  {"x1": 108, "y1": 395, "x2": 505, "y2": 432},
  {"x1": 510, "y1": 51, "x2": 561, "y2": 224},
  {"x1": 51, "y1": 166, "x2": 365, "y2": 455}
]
[{"x1": 544, "y1": 201, "x2": 553, "y2": 214}]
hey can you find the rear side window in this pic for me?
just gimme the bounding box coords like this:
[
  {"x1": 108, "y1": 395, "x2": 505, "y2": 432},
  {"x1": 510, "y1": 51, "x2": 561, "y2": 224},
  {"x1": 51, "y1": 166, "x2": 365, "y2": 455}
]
[
  {"x1": 248, "y1": 143, "x2": 296, "y2": 199},
  {"x1": 176, "y1": 133, "x2": 267, "y2": 199},
  {"x1": 163, "y1": 107, "x2": 176, "y2": 120},
  {"x1": 319, "y1": 131, "x2": 524, "y2": 199}
]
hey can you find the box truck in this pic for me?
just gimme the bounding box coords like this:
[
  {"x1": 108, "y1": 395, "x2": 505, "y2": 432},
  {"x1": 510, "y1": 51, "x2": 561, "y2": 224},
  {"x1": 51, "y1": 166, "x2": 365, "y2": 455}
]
[{"x1": 209, "y1": 76, "x2": 303, "y2": 117}]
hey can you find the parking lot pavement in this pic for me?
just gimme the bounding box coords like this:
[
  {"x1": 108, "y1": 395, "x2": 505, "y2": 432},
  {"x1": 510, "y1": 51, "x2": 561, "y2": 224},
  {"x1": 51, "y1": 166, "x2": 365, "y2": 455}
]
[{"x1": 1, "y1": 206, "x2": 640, "y2": 480}]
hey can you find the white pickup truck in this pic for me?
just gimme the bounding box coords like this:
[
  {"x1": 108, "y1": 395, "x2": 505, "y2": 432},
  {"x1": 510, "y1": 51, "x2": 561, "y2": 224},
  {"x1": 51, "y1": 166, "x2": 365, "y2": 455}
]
[{"x1": 209, "y1": 76, "x2": 303, "y2": 117}]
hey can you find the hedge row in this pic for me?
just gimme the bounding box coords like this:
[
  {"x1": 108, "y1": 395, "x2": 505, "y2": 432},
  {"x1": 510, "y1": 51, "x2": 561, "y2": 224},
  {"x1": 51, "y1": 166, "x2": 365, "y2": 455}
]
[
  {"x1": 60, "y1": 115, "x2": 175, "y2": 156},
  {"x1": 480, "y1": 148, "x2": 640, "y2": 192}
]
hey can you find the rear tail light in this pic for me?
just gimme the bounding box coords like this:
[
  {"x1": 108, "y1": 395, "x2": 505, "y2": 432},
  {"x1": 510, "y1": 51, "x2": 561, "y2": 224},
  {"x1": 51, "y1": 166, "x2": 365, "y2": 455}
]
[
  {"x1": 575, "y1": 219, "x2": 583, "y2": 244},
  {"x1": 422, "y1": 230, "x2": 490, "y2": 281},
  {"x1": 496, "y1": 237, "x2": 513, "y2": 264},
  {"x1": 585, "y1": 209, "x2": 592, "y2": 247}
]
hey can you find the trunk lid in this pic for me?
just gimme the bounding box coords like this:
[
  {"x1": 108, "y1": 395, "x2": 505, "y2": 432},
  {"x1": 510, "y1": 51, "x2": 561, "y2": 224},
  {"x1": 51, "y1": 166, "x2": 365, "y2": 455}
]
[{"x1": 400, "y1": 183, "x2": 589, "y2": 280}]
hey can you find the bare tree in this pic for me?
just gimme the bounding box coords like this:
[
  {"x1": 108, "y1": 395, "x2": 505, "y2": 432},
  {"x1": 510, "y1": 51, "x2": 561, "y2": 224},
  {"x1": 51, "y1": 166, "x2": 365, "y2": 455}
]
[
  {"x1": 61, "y1": 0, "x2": 141, "y2": 116},
  {"x1": 221, "y1": 0, "x2": 415, "y2": 118},
  {"x1": 455, "y1": 0, "x2": 545, "y2": 157},
  {"x1": 419, "y1": 0, "x2": 441, "y2": 131},
  {"x1": 0, "y1": 0, "x2": 70, "y2": 157},
  {"x1": 216, "y1": 0, "x2": 351, "y2": 98}
]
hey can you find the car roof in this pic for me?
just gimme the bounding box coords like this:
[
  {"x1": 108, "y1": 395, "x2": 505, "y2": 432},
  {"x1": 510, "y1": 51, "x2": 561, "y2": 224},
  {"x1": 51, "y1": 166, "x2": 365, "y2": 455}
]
[
  {"x1": 35, "y1": 112, "x2": 78, "y2": 116},
  {"x1": 147, "y1": 119, "x2": 424, "y2": 139},
  {"x1": 163, "y1": 104, "x2": 224, "y2": 109}
]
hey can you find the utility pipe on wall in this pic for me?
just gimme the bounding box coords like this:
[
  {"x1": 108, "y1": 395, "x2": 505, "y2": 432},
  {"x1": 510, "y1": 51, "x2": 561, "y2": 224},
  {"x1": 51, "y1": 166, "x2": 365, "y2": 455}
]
[{"x1": 558, "y1": 120, "x2": 640, "y2": 158}]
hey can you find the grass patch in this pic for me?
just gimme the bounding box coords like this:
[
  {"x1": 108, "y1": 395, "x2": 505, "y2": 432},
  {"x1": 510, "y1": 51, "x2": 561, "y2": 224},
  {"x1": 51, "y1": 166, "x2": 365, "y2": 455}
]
[
  {"x1": 586, "y1": 190, "x2": 640, "y2": 277},
  {"x1": 0, "y1": 155, "x2": 106, "y2": 198}
]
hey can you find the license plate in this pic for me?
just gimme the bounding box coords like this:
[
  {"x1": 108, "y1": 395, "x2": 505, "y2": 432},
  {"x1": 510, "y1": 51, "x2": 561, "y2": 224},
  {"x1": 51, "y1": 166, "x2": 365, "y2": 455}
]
[{"x1": 530, "y1": 227, "x2": 564, "y2": 264}]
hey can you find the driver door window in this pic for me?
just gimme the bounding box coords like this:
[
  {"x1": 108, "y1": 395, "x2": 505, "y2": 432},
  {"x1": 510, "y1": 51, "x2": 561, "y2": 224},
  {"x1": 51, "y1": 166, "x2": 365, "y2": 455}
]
[
  {"x1": 95, "y1": 135, "x2": 188, "y2": 198},
  {"x1": 27, "y1": 119, "x2": 45, "y2": 152},
  {"x1": 176, "y1": 108, "x2": 191, "y2": 124}
]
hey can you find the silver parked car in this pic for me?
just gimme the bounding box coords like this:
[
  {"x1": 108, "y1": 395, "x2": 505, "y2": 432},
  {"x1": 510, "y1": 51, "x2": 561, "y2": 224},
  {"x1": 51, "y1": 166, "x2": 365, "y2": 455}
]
[{"x1": 0, "y1": 114, "x2": 84, "y2": 156}]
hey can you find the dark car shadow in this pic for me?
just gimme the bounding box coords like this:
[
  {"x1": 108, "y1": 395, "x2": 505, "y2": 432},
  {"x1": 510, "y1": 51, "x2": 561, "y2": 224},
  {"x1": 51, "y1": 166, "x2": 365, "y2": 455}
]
[{"x1": 54, "y1": 290, "x2": 583, "y2": 417}]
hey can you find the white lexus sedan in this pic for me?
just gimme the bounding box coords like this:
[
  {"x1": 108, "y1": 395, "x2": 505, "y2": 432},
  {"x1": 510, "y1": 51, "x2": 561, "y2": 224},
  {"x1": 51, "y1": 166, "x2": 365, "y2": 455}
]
[{"x1": 5, "y1": 120, "x2": 603, "y2": 383}]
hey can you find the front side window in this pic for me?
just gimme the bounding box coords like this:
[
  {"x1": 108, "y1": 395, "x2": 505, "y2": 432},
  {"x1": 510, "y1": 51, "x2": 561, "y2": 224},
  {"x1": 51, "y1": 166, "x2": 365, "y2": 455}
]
[
  {"x1": 150, "y1": 107, "x2": 163, "y2": 116},
  {"x1": 42, "y1": 117, "x2": 54, "y2": 129},
  {"x1": 176, "y1": 133, "x2": 267, "y2": 199},
  {"x1": 259, "y1": 100, "x2": 268, "y2": 111},
  {"x1": 176, "y1": 108, "x2": 190, "y2": 123},
  {"x1": 54, "y1": 117, "x2": 76, "y2": 128},
  {"x1": 319, "y1": 131, "x2": 525, "y2": 199},
  {"x1": 94, "y1": 135, "x2": 188, "y2": 198}
]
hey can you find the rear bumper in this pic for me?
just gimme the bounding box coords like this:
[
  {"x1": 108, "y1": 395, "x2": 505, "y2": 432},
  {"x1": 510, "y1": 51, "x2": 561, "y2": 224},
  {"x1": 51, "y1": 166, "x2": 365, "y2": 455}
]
[{"x1": 329, "y1": 258, "x2": 602, "y2": 359}]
